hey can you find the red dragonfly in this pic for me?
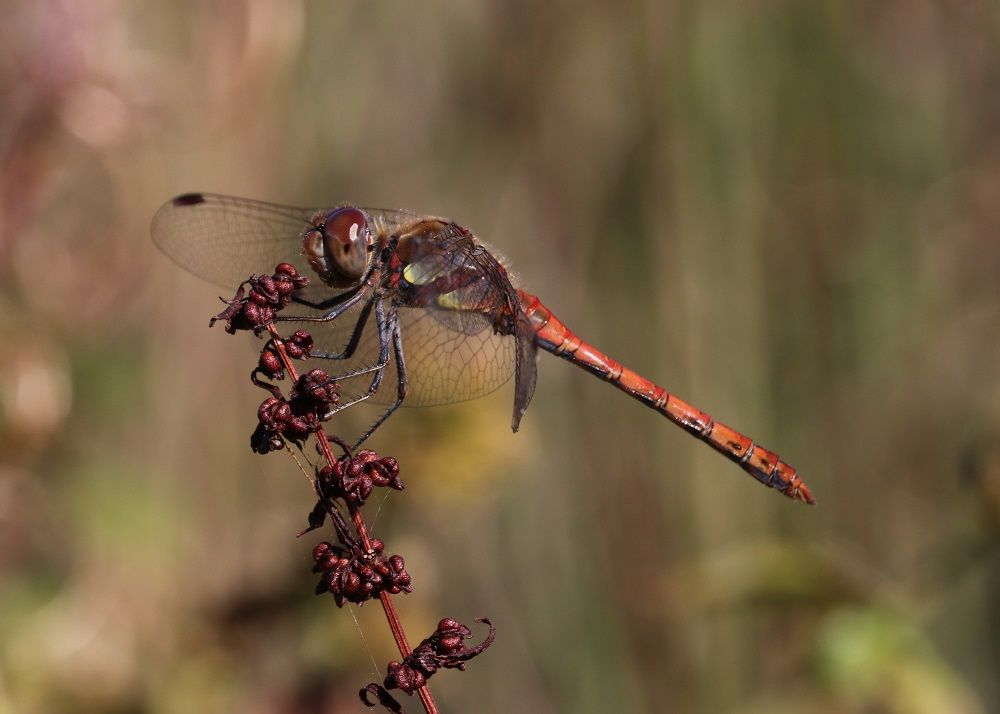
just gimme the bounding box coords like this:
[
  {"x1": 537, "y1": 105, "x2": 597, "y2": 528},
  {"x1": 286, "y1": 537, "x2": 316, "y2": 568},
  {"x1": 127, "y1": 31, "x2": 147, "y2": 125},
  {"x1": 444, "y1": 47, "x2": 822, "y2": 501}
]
[{"x1": 152, "y1": 193, "x2": 813, "y2": 504}]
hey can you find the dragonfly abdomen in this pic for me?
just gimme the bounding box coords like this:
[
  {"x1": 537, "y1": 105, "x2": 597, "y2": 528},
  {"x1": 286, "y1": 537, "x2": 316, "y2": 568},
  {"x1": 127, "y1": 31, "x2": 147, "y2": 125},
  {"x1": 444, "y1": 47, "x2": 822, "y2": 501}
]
[{"x1": 518, "y1": 289, "x2": 814, "y2": 504}]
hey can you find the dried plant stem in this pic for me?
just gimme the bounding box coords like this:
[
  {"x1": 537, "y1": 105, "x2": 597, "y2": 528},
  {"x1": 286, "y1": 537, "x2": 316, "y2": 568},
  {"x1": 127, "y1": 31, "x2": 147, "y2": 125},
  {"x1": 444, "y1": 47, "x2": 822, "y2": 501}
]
[{"x1": 266, "y1": 325, "x2": 439, "y2": 714}]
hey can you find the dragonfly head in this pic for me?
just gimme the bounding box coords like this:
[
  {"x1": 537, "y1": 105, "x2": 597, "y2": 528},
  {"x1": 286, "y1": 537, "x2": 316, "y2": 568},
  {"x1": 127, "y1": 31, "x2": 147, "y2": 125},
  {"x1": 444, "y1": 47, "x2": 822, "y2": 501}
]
[{"x1": 303, "y1": 206, "x2": 373, "y2": 287}]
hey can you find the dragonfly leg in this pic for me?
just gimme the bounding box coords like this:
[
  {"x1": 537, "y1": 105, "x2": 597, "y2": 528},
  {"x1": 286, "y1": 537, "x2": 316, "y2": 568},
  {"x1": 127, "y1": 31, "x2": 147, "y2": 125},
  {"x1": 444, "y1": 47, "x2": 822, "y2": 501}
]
[
  {"x1": 276, "y1": 273, "x2": 377, "y2": 323},
  {"x1": 291, "y1": 285, "x2": 362, "y2": 311},
  {"x1": 324, "y1": 300, "x2": 392, "y2": 418},
  {"x1": 310, "y1": 298, "x2": 375, "y2": 361},
  {"x1": 351, "y1": 311, "x2": 408, "y2": 449},
  {"x1": 328, "y1": 359, "x2": 388, "y2": 381}
]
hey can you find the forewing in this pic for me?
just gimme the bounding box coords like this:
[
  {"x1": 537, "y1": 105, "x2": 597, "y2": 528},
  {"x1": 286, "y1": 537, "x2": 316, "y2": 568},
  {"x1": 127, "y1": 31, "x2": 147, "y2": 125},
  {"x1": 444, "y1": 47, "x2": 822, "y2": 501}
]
[{"x1": 151, "y1": 193, "x2": 333, "y2": 304}]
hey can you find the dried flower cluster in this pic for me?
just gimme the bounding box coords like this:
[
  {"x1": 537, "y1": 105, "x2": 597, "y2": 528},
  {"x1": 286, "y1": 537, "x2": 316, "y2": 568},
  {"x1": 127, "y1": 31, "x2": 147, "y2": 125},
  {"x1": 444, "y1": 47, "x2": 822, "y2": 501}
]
[
  {"x1": 384, "y1": 618, "x2": 497, "y2": 693},
  {"x1": 313, "y1": 538, "x2": 412, "y2": 606},
  {"x1": 210, "y1": 263, "x2": 307, "y2": 333},
  {"x1": 257, "y1": 329, "x2": 314, "y2": 381},
  {"x1": 251, "y1": 368, "x2": 341, "y2": 453},
  {"x1": 361, "y1": 618, "x2": 496, "y2": 710},
  {"x1": 320, "y1": 450, "x2": 404, "y2": 505},
  {"x1": 211, "y1": 264, "x2": 494, "y2": 713}
]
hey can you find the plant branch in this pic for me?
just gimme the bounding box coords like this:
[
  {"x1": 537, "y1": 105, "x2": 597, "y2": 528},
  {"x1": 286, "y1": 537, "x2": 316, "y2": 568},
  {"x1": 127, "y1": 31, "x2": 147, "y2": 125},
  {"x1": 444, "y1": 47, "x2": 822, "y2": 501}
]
[{"x1": 266, "y1": 324, "x2": 438, "y2": 714}]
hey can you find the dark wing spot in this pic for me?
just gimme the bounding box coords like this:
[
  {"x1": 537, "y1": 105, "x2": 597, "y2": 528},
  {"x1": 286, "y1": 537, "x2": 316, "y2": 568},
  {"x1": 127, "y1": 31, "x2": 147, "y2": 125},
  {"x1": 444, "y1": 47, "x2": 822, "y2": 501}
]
[{"x1": 172, "y1": 193, "x2": 206, "y2": 207}]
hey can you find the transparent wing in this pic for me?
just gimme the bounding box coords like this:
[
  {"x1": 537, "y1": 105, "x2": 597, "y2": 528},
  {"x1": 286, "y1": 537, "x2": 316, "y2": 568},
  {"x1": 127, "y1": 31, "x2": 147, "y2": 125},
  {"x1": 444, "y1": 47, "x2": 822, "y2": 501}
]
[
  {"x1": 298, "y1": 296, "x2": 517, "y2": 408},
  {"x1": 370, "y1": 222, "x2": 536, "y2": 425},
  {"x1": 379, "y1": 307, "x2": 516, "y2": 406},
  {"x1": 151, "y1": 192, "x2": 337, "y2": 303}
]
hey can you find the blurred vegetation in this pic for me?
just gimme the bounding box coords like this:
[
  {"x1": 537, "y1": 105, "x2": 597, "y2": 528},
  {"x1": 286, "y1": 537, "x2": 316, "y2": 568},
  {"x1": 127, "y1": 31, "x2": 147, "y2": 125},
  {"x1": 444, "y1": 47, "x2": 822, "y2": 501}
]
[{"x1": 1, "y1": 1, "x2": 999, "y2": 712}]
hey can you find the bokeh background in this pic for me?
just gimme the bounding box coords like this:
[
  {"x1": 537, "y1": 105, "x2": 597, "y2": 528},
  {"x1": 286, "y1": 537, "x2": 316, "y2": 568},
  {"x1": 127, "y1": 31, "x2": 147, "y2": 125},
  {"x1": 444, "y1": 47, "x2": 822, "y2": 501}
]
[{"x1": 2, "y1": 2, "x2": 999, "y2": 712}]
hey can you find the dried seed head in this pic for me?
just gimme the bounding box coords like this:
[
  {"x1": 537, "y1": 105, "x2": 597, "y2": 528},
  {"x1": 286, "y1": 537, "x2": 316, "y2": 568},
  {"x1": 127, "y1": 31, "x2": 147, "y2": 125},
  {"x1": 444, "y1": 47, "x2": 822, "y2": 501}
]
[
  {"x1": 209, "y1": 265, "x2": 309, "y2": 333},
  {"x1": 316, "y1": 450, "x2": 404, "y2": 506},
  {"x1": 369, "y1": 617, "x2": 496, "y2": 698},
  {"x1": 311, "y1": 538, "x2": 412, "y2": 607}
]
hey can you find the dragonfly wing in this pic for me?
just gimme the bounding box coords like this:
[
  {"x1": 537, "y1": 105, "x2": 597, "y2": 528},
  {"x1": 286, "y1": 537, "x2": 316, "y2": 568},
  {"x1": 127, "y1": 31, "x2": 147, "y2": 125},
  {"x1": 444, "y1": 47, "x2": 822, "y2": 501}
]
[
  {"x1": 512, "y1": 312, "x2": 538, "y2": 431},
  {"x1": 151, "y1": 193, "x2": 336, "y2": 304},
  {"x1": 371, "y1": 305, "x2": 516, "y2": 407},
  {"x1": 369, "y1": 221, "x2": 538, "y2": 426},
  {"x1": 277, "y1": 293, "x2": 517, "y2": 409}
]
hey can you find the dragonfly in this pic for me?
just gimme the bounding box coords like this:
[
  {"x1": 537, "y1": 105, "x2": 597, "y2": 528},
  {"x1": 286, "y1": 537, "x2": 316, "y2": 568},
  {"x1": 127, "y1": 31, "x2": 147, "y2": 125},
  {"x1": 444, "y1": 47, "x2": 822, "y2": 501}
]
[{"x1": 152, "y1": 193, "x2": 813, "y2": 504}]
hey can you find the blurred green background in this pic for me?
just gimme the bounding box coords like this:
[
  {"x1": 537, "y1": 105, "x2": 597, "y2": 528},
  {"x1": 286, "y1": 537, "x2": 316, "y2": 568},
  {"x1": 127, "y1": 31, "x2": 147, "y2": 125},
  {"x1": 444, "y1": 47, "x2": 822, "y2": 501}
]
[{"x1": 1, "y1": 2, "x2": 998, "y2": 712}]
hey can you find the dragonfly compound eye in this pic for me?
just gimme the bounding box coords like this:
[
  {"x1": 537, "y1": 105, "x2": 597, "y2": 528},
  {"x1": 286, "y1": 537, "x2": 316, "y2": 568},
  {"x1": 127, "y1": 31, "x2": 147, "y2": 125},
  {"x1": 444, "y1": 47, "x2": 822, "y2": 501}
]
[{"x1": 304, "y1": 206, "x2": 371, "y2": 287}]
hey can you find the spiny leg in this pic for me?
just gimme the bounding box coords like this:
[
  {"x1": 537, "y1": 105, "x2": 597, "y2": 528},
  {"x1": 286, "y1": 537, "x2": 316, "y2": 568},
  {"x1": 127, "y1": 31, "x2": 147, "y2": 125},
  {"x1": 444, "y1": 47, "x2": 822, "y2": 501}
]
[
  {"x1": 325, "y1": 299, "x2": 392, "y2": 417},
  {"x1": 290, "y1": 284, "x2": 362, "y2": 311},
  {"x1": 311, "y1": 297, "x2": 375, "y2": 361},
  {"x1": 276, "y1": 273, "x2": 377, "y2": 324},
  {"x1": 352, "y1": 308, "x2": 408, "y2": 449}
]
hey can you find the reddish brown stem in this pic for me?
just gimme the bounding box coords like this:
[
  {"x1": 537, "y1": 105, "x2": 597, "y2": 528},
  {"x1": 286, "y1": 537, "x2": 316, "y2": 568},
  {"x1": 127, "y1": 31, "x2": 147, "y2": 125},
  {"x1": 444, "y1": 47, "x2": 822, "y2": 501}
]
[{"x1": 266, "y1": 326, "x2": 439, "y2": 714}]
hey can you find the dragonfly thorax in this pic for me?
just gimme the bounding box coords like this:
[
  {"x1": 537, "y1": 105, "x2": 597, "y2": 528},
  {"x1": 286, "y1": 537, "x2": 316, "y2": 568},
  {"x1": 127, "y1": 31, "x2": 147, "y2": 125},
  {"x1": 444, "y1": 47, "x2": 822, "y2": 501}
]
[{"x1": 303, "y1": 206, "x2": 372, "y2": 287}]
